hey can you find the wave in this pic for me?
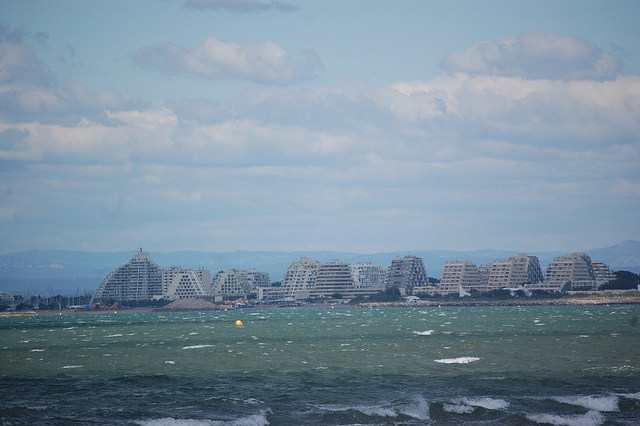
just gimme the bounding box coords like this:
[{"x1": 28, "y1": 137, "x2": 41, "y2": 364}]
[
  {"x1": 443, "y1": 403, "x2": 475, "y2": 414},
  {"x1": 134, "y1": 413, "x2": 269, "y2": 426},
  {"x1": 412, "y1": 330, "x2": 434, "y2": 335},
  {"x1": 434, "y1": 357, "x2": 480, "y2": 364},
  {"x1": 456, "y1": 397, "x2": 509, "y2": 410},
  {"x1": 181, "y1": 344, "x2": 215, "y2": 350},
  {"x1": 554, "y1": 395, "x2": 619, "y2": 412},
  {"x1": 526, "y1": 409, "x2": 604, "y2": 426},
  {"x1": 314, "y1": 396, "x2": 430, "y2": 421}
]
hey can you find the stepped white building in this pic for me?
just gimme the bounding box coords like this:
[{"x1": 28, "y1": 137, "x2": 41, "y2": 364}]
[
  {"x1": 480, "y1": 254, "x2": 544, "y2": 290},
  {"x1": 92, "y1": 249, "x2": 163, "y2": 302},
  {"x1": 386, "y1": 255, "x2": 430, "y2": 295},
  {"x1": 591, "y1": 261, "x2": 615, "y2": 284},
  {"x1": 542, "y1": 252, "x2": 598, "y2": 291},
  {"x1": 161, "y1": 267, "x2": 211, "y2": 300},
  {"x1": 282, "y1": 257, "x2": 321, "y2": 301},
  {"x1": 438, "y1": 261, "x2": 483, "y2": 295}
]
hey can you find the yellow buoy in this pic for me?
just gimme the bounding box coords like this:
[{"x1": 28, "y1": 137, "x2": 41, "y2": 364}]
[{"x1": 235, "y1": 320, "x2": 243, "y2": 327}]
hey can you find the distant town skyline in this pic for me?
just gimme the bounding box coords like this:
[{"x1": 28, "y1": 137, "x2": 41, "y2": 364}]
[{"x1": 1, "y1": 1, "x2": 639, "y2": 255}]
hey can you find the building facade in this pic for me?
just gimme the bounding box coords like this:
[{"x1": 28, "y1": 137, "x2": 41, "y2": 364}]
[
  {"x1": 309, "y1": 260, "x2": 380, "y2": 300},
  {"x1": 92, "y1": 249, "x2": 163, "y2": 302},
  {"x1": 481, "y1": 254, "x2": 544, "y2": 290},
  {"x1": 544, "y1": 252, "x2": 598, "y2": 291},
  {"x1": 282, "y1": 257, "x2": 321, "y2": 301},
  {"x1": 351, "y1": 262, "x2": 386, "y2": 292},
  {"x1": 161, "y1": 267, "x2": 211, "y2": 300},
  {"x1": 386, "y1": 255, "x2": 429, "y2": 295},
  {"x1": 591, "y1": 261, "x2": 615, "y2": 284},
  {"x1": 211, "y1": 269, "x2": 250, "y2": 297},
  {"x1": 438, "y1": 261, "x2": 483, "y2": 295}
]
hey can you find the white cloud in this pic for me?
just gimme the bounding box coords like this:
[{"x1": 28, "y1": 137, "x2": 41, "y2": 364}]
[
  {"x1": 131, "y1": 36, "x2": 323, "y2": 85},
  {"x1": 441, "y1": 32, "x2": 621, "y2": 80},
  {"x1": 0, "y1": 35, "x2": 53, "y2": 86}
]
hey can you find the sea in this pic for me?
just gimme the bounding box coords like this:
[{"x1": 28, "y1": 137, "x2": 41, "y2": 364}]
[{"x1": 1, "y1": 305, "x2": 639, "y2": 425}]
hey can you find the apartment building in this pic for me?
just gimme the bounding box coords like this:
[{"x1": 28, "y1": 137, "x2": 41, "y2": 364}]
[
  {"x1": 161, "y1": 267, "x2": 211, "y2": 300},
  {"x1": 438, "y1": 261, "x2": 483, "y2": 295},
  {"x1": 92, "y1": 249, "x2": 163, "y2": 302},
  {"x1": 544, "y1": 252, "x2": 598, "y2": 291},
  {"x1": 481, "y1": 254, "x2": 544, "y2": 290},
  {"x1": 282, "y1": 257, "x2": 321, "y2": 301},
  {"x1": 386, "y1": 255, "x2": 430, "y2": 296}
]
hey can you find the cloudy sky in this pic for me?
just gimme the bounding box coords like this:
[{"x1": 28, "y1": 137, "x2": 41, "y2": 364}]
[{"x1": 1, "y1": 0, "x2": 639, "y2": 255}]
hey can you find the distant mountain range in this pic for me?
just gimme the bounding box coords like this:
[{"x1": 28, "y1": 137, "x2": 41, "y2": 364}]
[{"x1": 1, "y1": 240, "x2": 638, "y2": 296}]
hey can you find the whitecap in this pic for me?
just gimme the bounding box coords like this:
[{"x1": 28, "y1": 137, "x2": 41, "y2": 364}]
[
  {"x1": 399, "y1": 396, "x2": 430, "y2": 420},
  {"x1": 134, "y1": 412, "x2": 269, "y2": 425},
  {"x1": 105, "y1": 334, "x2": 123, "y2": 338},
  {"x1": 164, "y1": 360, "x2": 175, "y2": 364},
  {"x1": 181, "y1": 344, "x2": 215, "y2": 350},
  {"x1": 554, "y1": 395, "x2": 619, "y2": 411},
  {"x1": 622, "y1": 392, "x2": 640, "y2": 400},
  {"x1": 443, "y1": 403, "x2": 475, "y2": 414},
  {"x1": 526, "y1": 409, "x2": 604, "y2": 426},
  {"x1": 354, "y1": 405, "x2": 397, "y2": 417},
  {"x1": 454, "y1": 397, "x2": 508, "y2": 410},
  {"x1": 412, "y1": 330, "x2": 434, "y2": 336},
  {"x1": 30, "y1": 349, "x2": 44, "y2": 352},
  {"x1": 60, "y1": 365, "x2": 83, "y2": 369},
  {"x1": 434, "y1": 357, "x2": 480, "y2": 364}
]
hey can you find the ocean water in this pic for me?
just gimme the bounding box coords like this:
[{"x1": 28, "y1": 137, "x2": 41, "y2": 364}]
[{"x1": 1, "y1": 305, "x2": 639, "y2": 425}]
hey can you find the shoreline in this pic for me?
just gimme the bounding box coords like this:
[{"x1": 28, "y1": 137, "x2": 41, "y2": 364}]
[{"x1": 8, "y1": 293, "x2": 639, "y2": 316}]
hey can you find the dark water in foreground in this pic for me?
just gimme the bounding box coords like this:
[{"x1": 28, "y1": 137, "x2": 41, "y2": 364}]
[{"x1": 1, "y1": 305, "x2": 639, "y2": 425}]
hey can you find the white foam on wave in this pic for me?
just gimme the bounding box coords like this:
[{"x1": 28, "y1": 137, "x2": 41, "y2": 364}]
[
  {"x1": 30, "y1": 349, "x2": 44, "y2": 352},
  {"x1": 526, "y1": 409, "x2": 604, "y2": 426},
  {"x1": 105, "y1": 334, "x2": 123, "y2": 338},
  {"x1": 354, "y1": 405, "x2": 397, "y2": 417},
  {"x1": 134, "y1": 412, "x2": 269, "y2": 426},
  {"x1": 434, "y1": 357, "x2": 480, "y2": 364},
  {"x1": 443, "y1": 403, "x2": 475, "y2": 414},
  {"x1": 399, "y1": 396, "x2": 430, "y2": 420},
  {"x1": 412, "y1": 330, "x2": 434, "y2": 336},
  {"x1": 622, "y1": 392, "x2": 640, "y2": 400},
  {"x1": 60, "y1": 365, "x2": 83, "y2": 369},
  {"x1": 181, "y1": 344, "x2": 215, "y2": 350},
  {"x1": 458, "y1": 397, "x2": 509, "y2": 410},
  {"x1": 554, "y1": 395, "x2": 619, "y2": 411}
]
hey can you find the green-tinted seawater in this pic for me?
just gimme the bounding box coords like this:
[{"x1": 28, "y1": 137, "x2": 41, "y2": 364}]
[{"x1": 1, "y1": 305, "x2": 639, "y2": 424}]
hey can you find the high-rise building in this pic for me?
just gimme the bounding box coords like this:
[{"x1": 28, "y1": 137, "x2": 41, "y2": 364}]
[
  {"x1": 309, "y1": 260, "x2": 380, "y2": 300},
  {"x1": 161, "y1": 267, "x2": 211, "y2": 300},
  {"x1": 211, "y1": 269, "x2": 250, "y2": 297},
  {"x1": 544, "y1": 252, "x2": 598, "y2": 291},
  {"x1": 351, "y1": 262, "x2": 386, "y2": 291},
  {"x1": 282, "y1": 257, "x2": 321, "y2": 301},
  {"x1": 386, "y1": 255, "x2": 429, "y2": 295},
  {"x1": 481, "y1": 254, "x2": 543, "y2": 290},
  {"x1": 92, "y1": 249, "x2": 163, "y2": 302},
  {"x1": 247, "y1": 269, "x2": 271, "y2": 288},
  {"x1": 438, "y1": 261, "x2": 483, "y2": 295}
]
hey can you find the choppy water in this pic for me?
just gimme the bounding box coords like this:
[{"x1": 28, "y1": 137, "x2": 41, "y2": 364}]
[{"x1": 1, "y1": 305, "x2": 639, "y2": 425}]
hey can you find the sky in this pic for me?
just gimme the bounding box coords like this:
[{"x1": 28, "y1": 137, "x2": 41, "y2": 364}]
[{"x1": 0, "y1": 0, "x2": 639, "y2": 255}]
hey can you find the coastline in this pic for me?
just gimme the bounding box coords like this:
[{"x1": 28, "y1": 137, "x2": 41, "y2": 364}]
[
  {"x1": 356, "y1": 294, "x2": 640, "y2": 309},
  {"x1": 10, "y1": 292, "x2": 639, "y2": 316}
]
